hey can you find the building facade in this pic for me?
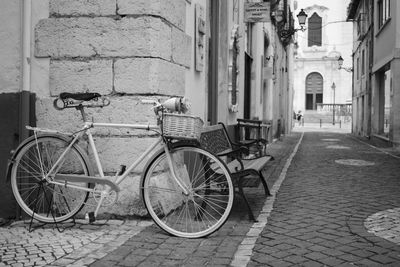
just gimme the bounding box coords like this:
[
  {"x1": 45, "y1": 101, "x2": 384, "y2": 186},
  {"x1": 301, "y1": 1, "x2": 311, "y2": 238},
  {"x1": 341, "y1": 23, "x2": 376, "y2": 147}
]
[
  {"x1": 347, "y1": 0, "x2": 373, "y2": 137},
  {"x1": 0, "y1": 0, "x2": 295, "y2": 218},
  {"x1": 348, "y1": 0, "x2": 400, "y2": 148},
  {"x1": 293, "y1": 0, "x2": 353, "y2": 123}
]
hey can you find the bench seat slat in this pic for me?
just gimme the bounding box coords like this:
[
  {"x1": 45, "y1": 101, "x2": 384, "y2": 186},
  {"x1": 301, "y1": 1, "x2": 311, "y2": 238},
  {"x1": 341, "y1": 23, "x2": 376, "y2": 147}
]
[{"x1": 225, "y1": 156, "x2": 272, "y2": 174}]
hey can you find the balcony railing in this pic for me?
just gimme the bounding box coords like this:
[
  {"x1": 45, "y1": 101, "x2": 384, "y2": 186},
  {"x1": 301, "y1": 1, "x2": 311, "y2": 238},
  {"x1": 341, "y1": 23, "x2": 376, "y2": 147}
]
[{"x1": 317, "y1": 103, "x2": 352, "y2": 116}]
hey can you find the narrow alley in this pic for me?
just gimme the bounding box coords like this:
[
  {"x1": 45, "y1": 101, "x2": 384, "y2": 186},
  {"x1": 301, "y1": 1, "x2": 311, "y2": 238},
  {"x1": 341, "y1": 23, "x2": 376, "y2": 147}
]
[{"x1": 2, "y1": 126, "x2": 400, "y2": 266}]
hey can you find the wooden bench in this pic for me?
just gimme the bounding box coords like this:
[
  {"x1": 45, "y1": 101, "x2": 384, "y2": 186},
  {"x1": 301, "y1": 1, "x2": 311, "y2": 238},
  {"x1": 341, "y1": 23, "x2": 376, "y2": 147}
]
[
  {"x1": 199, "y1": 123, "x2": 274, "y2": 221},
  {"x1": 236, "y1": 118, "x2": 272, "y2": 157}
]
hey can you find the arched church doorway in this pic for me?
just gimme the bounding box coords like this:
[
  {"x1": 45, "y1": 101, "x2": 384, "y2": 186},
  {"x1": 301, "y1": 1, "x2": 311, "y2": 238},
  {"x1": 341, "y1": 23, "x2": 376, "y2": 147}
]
[{"x1": 306, "y1": 72, "x2": 323, "y2": 110}]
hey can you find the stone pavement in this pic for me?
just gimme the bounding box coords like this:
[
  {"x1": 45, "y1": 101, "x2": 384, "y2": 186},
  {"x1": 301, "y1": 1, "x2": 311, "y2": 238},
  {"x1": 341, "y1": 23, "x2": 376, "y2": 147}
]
[
  {"x1": 2, "y1": 127, "x2": 400, "y2": 267},
  {"x1": 249, "y1": 127, "x2": 400, "y2": 266},
  {"x1": 0, "y1": 219, "x2": 152, "y2": 267},
  {"x1": 87, "y1": 134, "x2": 302, "y2": 267},
  {"x1": 0, "y1": 133, "x2": 300, "y2": 267}
]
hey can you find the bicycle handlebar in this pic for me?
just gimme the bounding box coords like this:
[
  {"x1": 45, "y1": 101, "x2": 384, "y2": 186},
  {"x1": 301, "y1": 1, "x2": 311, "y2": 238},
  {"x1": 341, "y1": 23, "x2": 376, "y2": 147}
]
[
  {"x1": 53, "y1": 92, "x2": 189, "y2": 115},
  {"x1": 141, "y1": 97, "x2": 190, "y2": 114},
  {"x1": 141, "y1": 99, "x2": 159, "y2": 105}
]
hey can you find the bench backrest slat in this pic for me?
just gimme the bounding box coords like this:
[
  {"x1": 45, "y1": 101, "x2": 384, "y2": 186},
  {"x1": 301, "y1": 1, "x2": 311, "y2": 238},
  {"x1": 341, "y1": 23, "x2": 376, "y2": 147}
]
[{"x1": 199, "y1": 124, "x2": 232, "y2": 155}]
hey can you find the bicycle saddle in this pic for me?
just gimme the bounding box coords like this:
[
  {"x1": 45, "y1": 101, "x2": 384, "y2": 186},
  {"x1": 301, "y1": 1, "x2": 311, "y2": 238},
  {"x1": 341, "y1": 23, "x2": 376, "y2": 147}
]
[{"x1": 59, "y1": 92, "x2": 101, "y2": 101}]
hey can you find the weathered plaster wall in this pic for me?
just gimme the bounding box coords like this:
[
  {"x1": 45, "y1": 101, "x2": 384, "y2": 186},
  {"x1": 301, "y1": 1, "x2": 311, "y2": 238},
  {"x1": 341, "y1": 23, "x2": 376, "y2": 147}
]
[{"x1": 0, "y1": 0, "x2": 21, "y2": 93}]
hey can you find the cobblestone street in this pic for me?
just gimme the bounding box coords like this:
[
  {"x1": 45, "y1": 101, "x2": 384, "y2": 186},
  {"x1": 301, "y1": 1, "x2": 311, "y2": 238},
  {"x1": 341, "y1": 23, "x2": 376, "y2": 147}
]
[
  {"x1": 2, "y1": 126, "x2": 400, "y2": 266},
  {"x1": 0, "y1": 219, "x2": 152, "y2": 267},
  {"x1": 249, "y1": 128, "x2": 400, "y2": 266}
]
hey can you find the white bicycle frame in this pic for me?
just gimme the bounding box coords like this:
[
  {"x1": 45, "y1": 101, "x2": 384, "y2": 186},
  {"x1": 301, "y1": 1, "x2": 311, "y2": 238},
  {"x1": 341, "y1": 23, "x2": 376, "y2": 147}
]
[{"x1": 30, "y1": 119, "x2": 190, "y2": 217}]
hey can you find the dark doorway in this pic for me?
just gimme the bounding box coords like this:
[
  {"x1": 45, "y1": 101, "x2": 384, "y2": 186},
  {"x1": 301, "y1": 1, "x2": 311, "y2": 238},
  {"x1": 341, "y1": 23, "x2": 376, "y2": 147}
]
[
  {"x1": 306, "y1": 94, "x2": 313, "y2": 110},
  {"x1": 0, "y1": 92, "x2": 35, "y2": 219},
  {"x1": 305, "y1": 72, "x2": 323, "y2": 110},
  {"x1": 207, "y1": 0, "x2": 219, "y2": 125},
  {"x1": 244, "y1": 52, "x2": 253, "y2": 119}
]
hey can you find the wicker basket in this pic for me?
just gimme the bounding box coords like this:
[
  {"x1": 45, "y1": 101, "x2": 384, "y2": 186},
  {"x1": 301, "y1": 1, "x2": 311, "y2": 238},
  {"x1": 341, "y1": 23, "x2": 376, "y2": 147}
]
[{"x1": 162, "y1": 113, "x2": 204, "y2": 140}]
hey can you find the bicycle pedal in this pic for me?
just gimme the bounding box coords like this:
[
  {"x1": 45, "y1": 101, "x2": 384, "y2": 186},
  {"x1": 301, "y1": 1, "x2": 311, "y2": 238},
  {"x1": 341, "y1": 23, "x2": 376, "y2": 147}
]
[{"x1": 85, "y1": 212, "x2": 96, "y2": 224}]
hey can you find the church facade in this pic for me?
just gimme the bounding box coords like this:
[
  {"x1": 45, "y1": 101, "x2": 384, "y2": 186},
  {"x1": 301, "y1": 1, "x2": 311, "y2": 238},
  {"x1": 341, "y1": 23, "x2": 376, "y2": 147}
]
[{"x1": 293, "y1": 0, "x2": 353, "y2": 123}]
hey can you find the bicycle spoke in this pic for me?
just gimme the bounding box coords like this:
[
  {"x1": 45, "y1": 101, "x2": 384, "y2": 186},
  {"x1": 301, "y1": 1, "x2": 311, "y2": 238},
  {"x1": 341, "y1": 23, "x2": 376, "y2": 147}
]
[
  {"x1": 18, "y1": 157, "x2": 43, "y2": 181},
  {"x1": 192, "y1": 199, "x2": 218, "y2": 225},
  {"x1": 193, "y1": 195, "x2": 226, "y2": 217},
  {"x1": 193, "y1": 198, "x2": 208, "y2": 232},
  {"x1": 143, "y1": 146, "x2": 233, "y2": 238},
  {"x1": 144, "y1": 186, "x2": 180, "y2": 194},
  {"x1": 19, "y1": 184, "x2": 40, "y2": 202},
  {"x1": 11, "y1": 136, "x2": 90, "y2": 223},
  {"x1": 193, "y1": 193, "x2": 230, "y2": 204}
]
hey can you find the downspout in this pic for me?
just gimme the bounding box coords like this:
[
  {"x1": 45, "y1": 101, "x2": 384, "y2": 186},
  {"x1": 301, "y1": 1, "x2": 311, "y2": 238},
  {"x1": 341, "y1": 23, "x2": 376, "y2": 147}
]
[
  {"x1": 20, "y1": 0, "x2": 32, "y2": 142},
  {"x1": 367, "y1": 3, "x2": 374, "y2": 138}
]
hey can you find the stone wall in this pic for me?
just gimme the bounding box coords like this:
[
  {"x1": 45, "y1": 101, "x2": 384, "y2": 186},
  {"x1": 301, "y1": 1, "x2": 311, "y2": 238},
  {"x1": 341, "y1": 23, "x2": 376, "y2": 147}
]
[{"x1": 34, "y1": 0, "x2": 191, "y2": 216}]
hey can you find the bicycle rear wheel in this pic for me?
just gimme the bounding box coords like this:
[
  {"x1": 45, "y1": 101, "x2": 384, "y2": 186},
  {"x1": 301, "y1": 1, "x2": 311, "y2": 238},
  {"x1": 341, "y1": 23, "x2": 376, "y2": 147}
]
[
  {"x1": 141, "y1": 146, "x2": 234, "y2": 238},
  {"x1": 10, "y1": 135, "x2": 92, "y2": 223}
]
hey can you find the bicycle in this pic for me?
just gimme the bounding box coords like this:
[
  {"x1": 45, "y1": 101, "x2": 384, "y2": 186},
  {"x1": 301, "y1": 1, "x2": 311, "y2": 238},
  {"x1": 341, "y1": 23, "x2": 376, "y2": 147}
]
[{"x1": 7, "y1": 92, "x2": 234, "y2": 238}]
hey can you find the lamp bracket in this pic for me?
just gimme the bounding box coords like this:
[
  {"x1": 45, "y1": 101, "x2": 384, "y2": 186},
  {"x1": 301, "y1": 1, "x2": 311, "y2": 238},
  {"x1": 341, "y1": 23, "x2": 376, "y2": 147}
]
[
  {"x1": 339, "y1": 66, "x2": 353, "y2": 72},
  {"x1": 279, "y1": 26, "x2": 306, "y2": 39}
]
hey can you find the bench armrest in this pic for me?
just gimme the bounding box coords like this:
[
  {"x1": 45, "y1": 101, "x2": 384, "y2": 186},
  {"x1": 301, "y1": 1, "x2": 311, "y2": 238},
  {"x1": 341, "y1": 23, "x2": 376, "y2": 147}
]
[
  {"x1": 233, "y1": 138, "x2": 267, "y2": 147},
  {"x1": 217, "y1": 146, "x2": 249, "y2": 158}
]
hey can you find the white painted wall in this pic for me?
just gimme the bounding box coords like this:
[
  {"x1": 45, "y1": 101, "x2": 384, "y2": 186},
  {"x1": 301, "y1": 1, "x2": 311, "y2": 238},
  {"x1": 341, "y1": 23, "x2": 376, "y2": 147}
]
[
  {"x1": 184, "y1": 0, "x2": 207, "y2": 121},
  {"x1": 0, "y1": 0, "x2": 22, "y2": 93}
]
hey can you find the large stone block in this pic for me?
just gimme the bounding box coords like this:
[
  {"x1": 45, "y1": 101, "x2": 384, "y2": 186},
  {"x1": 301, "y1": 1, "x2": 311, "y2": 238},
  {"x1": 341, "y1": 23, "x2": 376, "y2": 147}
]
[
  {"x1": 90, "y1": 95, "x2": 159, "y2": 126},
  {"x1": 49, "y1": 0, "x2": 117, "y2": 17},
  {"x1": 36, "y1": 97, "x2": 85, "y2": 132},
  {"x1": 172, "y1": 27, "x2": 191, "y2": 67},
  {"x1": 50, "y1": 59, "x2": 113, "y2": 96},
  {"x1": 36, "y1": 95, "x2": 160, "y2": 135},
  {"x1": 90, "y1": 136, "x2": 161, "y2": 173},
  {"x1": 35, "y1": 17, "x2": 171, "y2": 59},
  {"x1": 79, "y1": 174, "x2": 148, "y2": 217},
  {"x1": 114, "y1": 58, "x2": 185, "y2": 95},
  {"x1": 117, "y1": 0, "x2": 186, "y2": 31}
]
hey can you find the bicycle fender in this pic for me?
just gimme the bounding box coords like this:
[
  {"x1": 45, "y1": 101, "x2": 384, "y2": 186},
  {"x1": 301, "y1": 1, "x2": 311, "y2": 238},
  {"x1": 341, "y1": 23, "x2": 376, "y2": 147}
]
[
  {"x1": 5, "y1": 135, "x2": 40, "y2": 183},
  {"x1": 5, "y1": 133, "x2": 86, "y2": 183},
  {"x1": 139, "y1": 146, "x2": 164, "y2": 202},
  {"x1": 5, "y1": 158, "x2": 14, "y2": 183}
]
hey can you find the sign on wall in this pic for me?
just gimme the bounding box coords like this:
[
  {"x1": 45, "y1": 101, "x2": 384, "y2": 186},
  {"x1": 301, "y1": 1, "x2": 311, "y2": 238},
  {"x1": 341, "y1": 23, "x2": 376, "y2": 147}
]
[{"x1": 244, "y1": 2, "x2": 270, "y2": 23}]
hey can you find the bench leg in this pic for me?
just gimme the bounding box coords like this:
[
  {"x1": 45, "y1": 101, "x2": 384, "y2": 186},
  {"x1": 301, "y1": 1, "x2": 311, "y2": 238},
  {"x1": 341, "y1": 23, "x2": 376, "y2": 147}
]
[
  {"x1": 237, "y1": 179, "x2": 257, "y2": 222},
  {"x1": 258, "y1": 171, "x2": 271, "y2": 196}
]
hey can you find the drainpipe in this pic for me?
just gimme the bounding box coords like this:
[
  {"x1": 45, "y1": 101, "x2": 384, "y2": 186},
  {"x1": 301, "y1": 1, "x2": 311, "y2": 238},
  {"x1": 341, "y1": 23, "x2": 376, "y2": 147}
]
[{"x1": 20, "y1": 0, "x2": 32, "y2": 142}]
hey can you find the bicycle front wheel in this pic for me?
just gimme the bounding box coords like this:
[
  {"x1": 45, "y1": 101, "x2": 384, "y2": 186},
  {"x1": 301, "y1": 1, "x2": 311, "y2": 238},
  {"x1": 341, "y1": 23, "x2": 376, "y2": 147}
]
[
  {"x1": 10, "y1": 135, "x2": 92, "y2": 223},
  {"x1": 141, "y1": 146, "x2": 234, "y2": 238}
]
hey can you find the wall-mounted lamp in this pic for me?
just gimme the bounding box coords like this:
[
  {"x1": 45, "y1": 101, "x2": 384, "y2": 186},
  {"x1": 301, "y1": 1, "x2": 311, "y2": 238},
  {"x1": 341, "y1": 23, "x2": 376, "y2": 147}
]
[
  {"x1": 279, "y1": 9, "x2": 308, "y2": 39},
  {"x1": 337, "y1": 56, "x2": 353, "y2": 72}
]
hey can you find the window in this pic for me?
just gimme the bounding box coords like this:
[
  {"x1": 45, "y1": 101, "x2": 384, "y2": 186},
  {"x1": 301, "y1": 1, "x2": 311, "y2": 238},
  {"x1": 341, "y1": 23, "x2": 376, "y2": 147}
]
[
  {"x1": 245, "y1": 23, "x2": 253, "y2": 54},
  {"x1": 357, "y1": 57, "x2": 360, "y2": 80},
  {"x1": 378, "y1": 0, "x2": 390, "y2": 28},
  {"x1": 357, "y1": 13, "x2": 363, "y2": 37},
  {"x1": 308, "y1": 13, "x2": 322, "y2": 47},
  {"x1": 369, "y1": 40, "x2": 373, "y2": 66}
]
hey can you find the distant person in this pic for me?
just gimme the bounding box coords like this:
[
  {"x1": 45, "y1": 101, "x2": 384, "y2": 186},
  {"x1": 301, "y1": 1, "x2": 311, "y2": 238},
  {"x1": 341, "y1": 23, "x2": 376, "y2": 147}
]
[{"x1": 297, "y1": 110, "x2": 303, "y2": 126}]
